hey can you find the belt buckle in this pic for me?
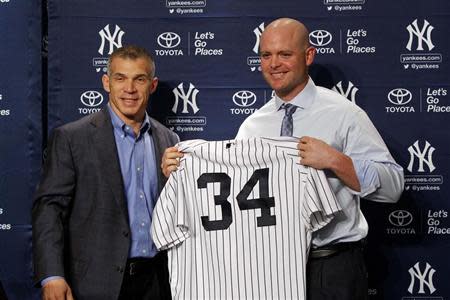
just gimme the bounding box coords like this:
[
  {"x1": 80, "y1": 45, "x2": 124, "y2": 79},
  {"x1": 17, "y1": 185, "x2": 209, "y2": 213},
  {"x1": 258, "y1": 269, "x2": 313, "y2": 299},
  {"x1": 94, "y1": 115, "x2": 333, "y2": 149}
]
[{"x1": 128, "y1": 262, "x2": 137, "y2": 275}]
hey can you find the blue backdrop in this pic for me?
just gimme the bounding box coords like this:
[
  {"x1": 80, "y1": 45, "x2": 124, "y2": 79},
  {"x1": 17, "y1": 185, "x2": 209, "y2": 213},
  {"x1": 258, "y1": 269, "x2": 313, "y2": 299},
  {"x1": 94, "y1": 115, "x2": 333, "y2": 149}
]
[
  {"x1": 0, "y1": 0, "x2": 42, "y2": 299},
  {"x1": 1, "y1": 0, "x2": 449, "y2": 299}
]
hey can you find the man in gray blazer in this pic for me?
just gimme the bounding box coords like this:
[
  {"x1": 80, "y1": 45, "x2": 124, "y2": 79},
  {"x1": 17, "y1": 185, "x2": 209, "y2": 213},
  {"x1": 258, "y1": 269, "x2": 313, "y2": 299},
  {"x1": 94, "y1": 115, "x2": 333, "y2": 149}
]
[{"x1": 32, "y1": 45, "x2": 178, "y2": 300}]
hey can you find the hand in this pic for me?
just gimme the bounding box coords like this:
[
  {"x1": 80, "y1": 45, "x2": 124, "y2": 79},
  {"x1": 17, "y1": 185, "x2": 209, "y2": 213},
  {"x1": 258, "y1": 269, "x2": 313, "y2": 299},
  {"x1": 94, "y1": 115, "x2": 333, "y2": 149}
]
[
  {"x1": 298, "y1": 136, "x2": 361, "y2": 191},
  {"x1": 297, "y1": 136, "x2": 339, "y2": 170},
  {"x1": 42, "y1": 278, "x2": 74, "y2": 300},
  {"x1": 161, "y1": 146, "x2": 184, "y2": 178}
]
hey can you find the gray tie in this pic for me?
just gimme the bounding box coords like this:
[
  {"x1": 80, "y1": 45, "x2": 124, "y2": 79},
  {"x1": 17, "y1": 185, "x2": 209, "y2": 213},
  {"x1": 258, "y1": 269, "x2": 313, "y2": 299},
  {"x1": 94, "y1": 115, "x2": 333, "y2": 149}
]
[{"x1": 280, "y1": 103, "x2": 297, "y2": 136}]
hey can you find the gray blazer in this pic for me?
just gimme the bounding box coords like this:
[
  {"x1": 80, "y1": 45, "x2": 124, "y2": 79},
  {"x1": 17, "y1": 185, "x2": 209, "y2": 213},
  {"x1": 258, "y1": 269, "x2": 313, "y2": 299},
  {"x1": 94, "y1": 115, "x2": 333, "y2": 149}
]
[{"x1": 32, "y1": 109, "x2": 179, "y2": 299}]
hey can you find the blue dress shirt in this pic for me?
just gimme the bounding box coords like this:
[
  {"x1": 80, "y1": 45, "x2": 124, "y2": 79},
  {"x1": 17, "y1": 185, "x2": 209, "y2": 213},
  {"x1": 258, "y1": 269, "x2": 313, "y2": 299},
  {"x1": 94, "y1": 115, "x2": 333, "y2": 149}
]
[{"x1": 108, "y1": 105, "x2": 158, "y2": 258}]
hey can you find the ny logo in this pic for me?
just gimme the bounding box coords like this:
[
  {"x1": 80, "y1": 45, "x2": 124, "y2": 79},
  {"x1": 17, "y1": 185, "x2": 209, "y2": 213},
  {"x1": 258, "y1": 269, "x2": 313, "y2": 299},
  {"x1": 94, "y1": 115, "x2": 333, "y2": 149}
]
[
  {"x1": 172, "y1": 83, "x2": 200, "y2": 114},
  {"x1": 406, "y1": 19, "x2": 435, "y2": 51},
  {"x1": 252, "y1": 23, "x2": 265, "y2": 54},
  {"x1": 98, "y1": 24, "x2": 125, "y2": 55},
  {"x1": 332, "y1": 81, "x2": 359, "y2": 103},
  {"x1": 408, "y1": 262, "x2": 436, "y2": 294},
  {"x1": 407, "y1": 140, "x2": 436, "y2": 173}
]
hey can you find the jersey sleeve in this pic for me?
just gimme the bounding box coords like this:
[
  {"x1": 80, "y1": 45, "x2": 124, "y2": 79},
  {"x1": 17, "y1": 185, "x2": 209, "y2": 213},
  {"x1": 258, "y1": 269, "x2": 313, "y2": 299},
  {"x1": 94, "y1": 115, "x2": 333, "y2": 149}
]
[
  {"x1": 151, "y1": 168, "x2": 191, "y2": 250},
  {"x1": 301, "y1": 168, "x2": 341, "y2": 232}
]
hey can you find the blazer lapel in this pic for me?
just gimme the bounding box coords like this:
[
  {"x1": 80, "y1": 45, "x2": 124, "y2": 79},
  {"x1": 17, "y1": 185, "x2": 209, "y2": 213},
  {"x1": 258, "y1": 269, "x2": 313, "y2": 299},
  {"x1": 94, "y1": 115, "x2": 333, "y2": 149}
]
[
  {"x1": 91, "y1": 110, "x2": 129, "y2": 223},
  {"x1": 149, "y1": 119, "x2": 166, "y2": 193}
]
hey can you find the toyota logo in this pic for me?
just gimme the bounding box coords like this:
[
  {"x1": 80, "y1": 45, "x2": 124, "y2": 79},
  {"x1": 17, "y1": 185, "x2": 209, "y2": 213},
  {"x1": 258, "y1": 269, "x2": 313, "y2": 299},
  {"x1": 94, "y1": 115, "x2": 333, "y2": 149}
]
[
  {"x1": 388, "y1": 88, "x2": 412, "y2": 105},
  {"x1": 309, "y1": 30, "x2": 332, "y2": 47},
  {"x1": 389, "y1": 210, "x2": 413, "y2": 227},
  {"x1": 80, "y1": 91, "x2": 103, "y2": 107},
  {"x1": 232, "y1": 91, "x2": 257, "y2": 107},
  {"x1": 157, "y1": 32, "x2": 181, "y2": 49}
]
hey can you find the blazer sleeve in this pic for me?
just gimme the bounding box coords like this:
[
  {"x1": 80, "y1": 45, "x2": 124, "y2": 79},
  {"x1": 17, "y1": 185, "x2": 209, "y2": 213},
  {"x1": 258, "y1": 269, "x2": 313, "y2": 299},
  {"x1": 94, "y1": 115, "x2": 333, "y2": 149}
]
[
  {"x1": 32, "y1": 127, "x2": 76, "y2": 285},
  {"x1": 168, "y1": 128, "x2": 180, "y2": 146},
  {"x1": 152, "y1": 120, "x2": 180, "y2": 190}
]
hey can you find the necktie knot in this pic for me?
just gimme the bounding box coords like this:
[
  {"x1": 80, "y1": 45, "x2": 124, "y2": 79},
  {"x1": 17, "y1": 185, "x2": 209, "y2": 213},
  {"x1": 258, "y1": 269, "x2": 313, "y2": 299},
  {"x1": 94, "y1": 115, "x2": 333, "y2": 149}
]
[
  {"x1": 280, "y1": 103, "x2": 297, "y2": 117},
  {"x1": 279, "y1": 103, "x2": 297, "y2": 137}
]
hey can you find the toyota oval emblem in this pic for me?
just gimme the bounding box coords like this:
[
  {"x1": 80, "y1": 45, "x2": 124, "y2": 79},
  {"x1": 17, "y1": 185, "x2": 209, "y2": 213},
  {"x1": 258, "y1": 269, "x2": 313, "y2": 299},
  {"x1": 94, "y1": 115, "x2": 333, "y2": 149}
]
[
  {"x1": 80, "y1": 91, "x2": 104, "y2": 107},
  {"x1": 389, "y1": 210, "x2": 413, "y2": 227},
  {"x1": 157, "y1": 32, "x2": 181, "y2": 49},
  {"x1": 388, "y1": 88, "x2": 412, "y2": 105},
  {"x1": 309, "y1": 30, "x2": 333, "y2": 47},
  {"x1": 232, "y1": 91, "x2": 257, "y2": 107}
]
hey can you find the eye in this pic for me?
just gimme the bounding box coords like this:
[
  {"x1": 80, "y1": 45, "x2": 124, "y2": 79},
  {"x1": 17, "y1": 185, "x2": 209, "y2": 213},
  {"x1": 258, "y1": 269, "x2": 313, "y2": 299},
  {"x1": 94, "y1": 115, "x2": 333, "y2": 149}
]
[
  {"x1": 260, "y1": 53, "x2": 271, "y2": 59},
  {"x1": 280, "y1": 52, "x2": 292, "y2": 58},
  {"x1": 136, "y1": 77, "x2": 148, "y2": 83}
]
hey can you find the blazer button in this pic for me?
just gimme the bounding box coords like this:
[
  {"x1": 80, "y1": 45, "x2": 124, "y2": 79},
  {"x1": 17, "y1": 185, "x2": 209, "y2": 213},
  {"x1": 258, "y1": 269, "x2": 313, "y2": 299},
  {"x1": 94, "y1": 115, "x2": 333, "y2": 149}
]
[
  {"x1": 116, "y1": 266, "x2": 124, "y2": 273},
  {"x1": 122, "y1": 230, "x2": 129, "y2": 237}
]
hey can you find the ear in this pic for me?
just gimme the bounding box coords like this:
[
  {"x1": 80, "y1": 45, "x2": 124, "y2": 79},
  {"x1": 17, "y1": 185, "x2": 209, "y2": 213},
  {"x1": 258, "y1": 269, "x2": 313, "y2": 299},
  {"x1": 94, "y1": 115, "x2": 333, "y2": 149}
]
[
  {"x1": 149, "y1": 76, "x2": 159, "y2": 94},
  {"x1": 305, "y1": 46, "x2": 316, "y2": 67},
  {"x1": 102, "y1": 74, "x2": 111, "y2": 93}
]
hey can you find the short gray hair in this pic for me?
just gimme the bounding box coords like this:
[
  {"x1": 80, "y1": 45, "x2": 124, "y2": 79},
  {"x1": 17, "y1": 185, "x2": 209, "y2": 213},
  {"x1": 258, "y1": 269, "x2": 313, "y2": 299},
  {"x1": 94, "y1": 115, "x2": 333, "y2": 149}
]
[{"x1": 106, "y1": 45, "x2": 156, "y2": 78}]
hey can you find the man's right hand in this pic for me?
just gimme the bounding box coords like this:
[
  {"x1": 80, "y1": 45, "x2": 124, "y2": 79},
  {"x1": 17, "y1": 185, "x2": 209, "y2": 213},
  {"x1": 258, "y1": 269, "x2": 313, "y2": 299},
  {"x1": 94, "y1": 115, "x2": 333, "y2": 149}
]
[
  {"x1": 161, "y1": 146, "x2": 184, "y2": 178},
  {"x1": 42, "y1": 278, "x2": 73, "y2": 300}
]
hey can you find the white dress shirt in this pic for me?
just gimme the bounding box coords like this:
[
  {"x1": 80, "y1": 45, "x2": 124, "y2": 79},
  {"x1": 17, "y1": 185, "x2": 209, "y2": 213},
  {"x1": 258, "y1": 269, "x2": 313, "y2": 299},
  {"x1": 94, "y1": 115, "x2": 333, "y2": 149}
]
[{"x1": 236, "y1": 78, "x2": 404, "y2": 247}]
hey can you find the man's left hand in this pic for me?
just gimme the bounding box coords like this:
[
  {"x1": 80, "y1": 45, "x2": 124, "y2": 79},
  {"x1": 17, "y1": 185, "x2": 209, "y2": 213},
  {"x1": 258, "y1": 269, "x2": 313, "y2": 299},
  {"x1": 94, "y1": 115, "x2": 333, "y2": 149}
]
[
  {"x1": 298, "y1": 136, "x2": 361, "y2": 191},
  {"x1": 297, "y1": 136, "x2": 339, "y2": 170}
]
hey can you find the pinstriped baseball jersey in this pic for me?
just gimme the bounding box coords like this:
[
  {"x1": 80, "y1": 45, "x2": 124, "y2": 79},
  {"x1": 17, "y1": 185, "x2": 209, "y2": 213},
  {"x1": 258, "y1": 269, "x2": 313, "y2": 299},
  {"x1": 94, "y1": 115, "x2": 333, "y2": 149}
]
[{"x1": 151, "y1": 137, "x2": 340, "y2": 300}]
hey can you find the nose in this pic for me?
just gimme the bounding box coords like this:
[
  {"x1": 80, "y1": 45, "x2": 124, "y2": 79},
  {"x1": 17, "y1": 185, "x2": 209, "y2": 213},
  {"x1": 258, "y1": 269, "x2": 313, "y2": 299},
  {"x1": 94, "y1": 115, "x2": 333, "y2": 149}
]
[
  {"x1": 270, "y1": 55, "x2": 280, "y2": 69},
  {"x1": 123, "y1": 79, "x2": 137, "y2": 93}
]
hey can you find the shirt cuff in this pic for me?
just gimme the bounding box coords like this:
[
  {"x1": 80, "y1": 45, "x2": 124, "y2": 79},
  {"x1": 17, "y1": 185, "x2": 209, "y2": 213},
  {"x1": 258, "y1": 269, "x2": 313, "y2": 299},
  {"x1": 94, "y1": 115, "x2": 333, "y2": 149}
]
[
  {"x1": 351, "y1": 158, "x2": 380, "y2": 197},
  {"x1": 41, "y1": 276, "x2": 64, "y2": 287}
]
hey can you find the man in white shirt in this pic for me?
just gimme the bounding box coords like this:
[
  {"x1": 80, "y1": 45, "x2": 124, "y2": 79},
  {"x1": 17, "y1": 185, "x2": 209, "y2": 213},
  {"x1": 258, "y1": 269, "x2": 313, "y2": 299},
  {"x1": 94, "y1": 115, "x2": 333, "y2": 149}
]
[{"x1": 162, "y1": 18, "x2": 404, "y2": 299}]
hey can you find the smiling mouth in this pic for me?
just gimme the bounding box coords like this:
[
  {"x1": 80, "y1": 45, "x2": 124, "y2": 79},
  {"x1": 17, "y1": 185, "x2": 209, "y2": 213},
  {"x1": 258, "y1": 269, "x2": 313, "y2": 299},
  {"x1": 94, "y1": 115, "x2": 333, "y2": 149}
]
[
  {"x1": 120, "y1": 98, "x2": 139, "y2": 106},
  {"x1": 271, "y1": 72, "x2": 287, "y2": 79}
]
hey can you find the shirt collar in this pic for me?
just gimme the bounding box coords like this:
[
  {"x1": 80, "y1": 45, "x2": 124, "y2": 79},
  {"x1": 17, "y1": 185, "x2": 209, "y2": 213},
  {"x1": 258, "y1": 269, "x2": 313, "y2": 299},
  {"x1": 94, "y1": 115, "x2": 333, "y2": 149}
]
[
  {"x1": 275, "y1": 77, "x2": 317, "y2": 111},
  {"x1": 107, "y1": 103, "x2": 151, "y2": 137}
]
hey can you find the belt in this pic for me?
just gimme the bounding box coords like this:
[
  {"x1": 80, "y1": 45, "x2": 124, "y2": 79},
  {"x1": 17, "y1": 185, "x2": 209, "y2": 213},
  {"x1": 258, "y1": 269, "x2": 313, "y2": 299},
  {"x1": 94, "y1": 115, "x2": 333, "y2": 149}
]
[
  {"x1": 125, "y1": 253, "x2": 165, "y2": 276},
  {"x1": 310, "y1": 239, "x2": 365, "y2": 259}
]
